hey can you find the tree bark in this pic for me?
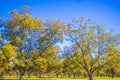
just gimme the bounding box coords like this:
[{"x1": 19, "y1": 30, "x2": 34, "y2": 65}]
[
  {"x1": 111, "y1": 69, "x2": 115, "y2": 78},
  {"x1": 17, "y1": 72, "x2": 19, "y2": 78},
  {"x1": 84, "y1": 73, "x2": 86, "y2": 78},
  {"x1": 20, "y1": 74, "x2": 23, "y2": 80},
  {"x1": 18, "y1": 67, "x2": 26, "y2": 80},
  {"x1": 28, "y1": 69, "x2": 31, "y2": 78},
  {"x1": 73, "y1": 73, "x2": 76, "y2": 78},
  {"x1": 68, "y1": 72, "x2": 70, "y2": 78},
  {"x1": 0, "y1": 72, "x2": 4, "y2": 80},
  {"x1": 88, "y1": 71, "x2": 93, "y2": 80},
  {"x1": 39, "y1": 71, "x2": 42, "y2": 78},
  {"x1": 35, "y1": 71, "x2": 37, "y2": 77},
  {"x1": 56, "y1": 74, "x2": 58, "y2": 78}
]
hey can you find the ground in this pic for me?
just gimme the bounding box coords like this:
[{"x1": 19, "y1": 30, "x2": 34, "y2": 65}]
[{"x1": 1, "y1": 76, "x2": 120, "y2": 80}]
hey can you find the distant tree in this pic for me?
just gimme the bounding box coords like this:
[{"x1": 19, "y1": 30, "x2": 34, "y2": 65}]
[
  {"x1": 52, "y1": 46, "x2": 63, "y2": 78},
  {"x1": 34, "y1": 56, "x2": 47, "y2": 77},
  {"x1": 0, "y1": 42, "x2": 17, "y2": 79},
  {"x1": 26, "y1": 50, "x2": 38, "y2": 78},
  {"x1": 104, "y1": 44, "x2": 120, "y2": 78},
  {"x1": 63, "y1": 46, "x2": 83, "y2": 78}
]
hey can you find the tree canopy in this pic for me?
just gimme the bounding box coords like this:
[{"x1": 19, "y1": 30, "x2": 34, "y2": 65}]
[{"x1": 0, "y1": 7, "x2": 120, "y2": 80}]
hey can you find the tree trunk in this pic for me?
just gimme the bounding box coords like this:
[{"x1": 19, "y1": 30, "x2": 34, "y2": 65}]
[
  {"x1": 48, "y1": 73, "x2": 50, "y2": 77},
  {"x1": 88, "y1": 72, "x2": 93, "y2": 80},
  {"x1": 112, "y1": 72, "x2": 114, "y2": 78},
  {"x1": 28, "y1": 69, "x2": 31, "y2": 78},
  {"x1": 111, "y1": 69, "x2": 115, "y2": 78},
  {"x1": 39, "y1": 71, "x2": 41, "y2": 78},
  {"x1": 28, "y1": 73, "x2": 31, "y2": 78},
  {"x1": 0, "y1": 72, "x2": 4, "y2": 80},
  {"x1": 18, "y1": 67, "x2": 26, "y2": 80},
  {"x1": 20, "y1": 74, "x2": 23, "y2": 80},
  {"x1": 35, "y1": 71, "x2": 37, "y2": 77},
  {"x1": 68, "y1": 72, "x2": 70, "y2": 78},
  {"x1": 17, "y1": 72, "x2": 19, "y2": 78},
  {"x1": 56, "y1": 74, "x2": 58, "y2": 78},
  {"x1": 84, "y1": 73, "x2": 86, "y2": 78},
  {"x1": 77, "y1": 73, "x2": 80, "y2": 77},
  {"x1": 39, "y1": 74, "x2": 41, "y2": 78},
  {"x1": 73, "y1": 73, "x2": 76, "y2": 78}
]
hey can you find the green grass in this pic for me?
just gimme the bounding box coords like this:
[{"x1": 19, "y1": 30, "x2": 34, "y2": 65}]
[
  {"x1": 1, "y1": 76, "x2": 120, "y2": 80},
  {"x1": 24, "y1": 77, "x2": 120, "y2": 80}
]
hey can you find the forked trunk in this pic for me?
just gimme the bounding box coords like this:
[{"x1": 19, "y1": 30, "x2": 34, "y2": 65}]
[
  {"x1": 18, "y1": 67, "x2": 26, "y2": 80},
  {"x1": 88, "y1": 71, "x2": 93, "y2": 80}
]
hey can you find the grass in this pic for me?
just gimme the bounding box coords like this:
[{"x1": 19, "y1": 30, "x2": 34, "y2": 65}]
[
  {"x1": 1, "y1": 76, "x2": 120, "y2": 80},
  {"x1": 24, "y1": 77, "x2": 120, "y2": 80}
]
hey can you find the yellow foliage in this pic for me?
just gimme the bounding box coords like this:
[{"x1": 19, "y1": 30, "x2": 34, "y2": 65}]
[
  {"x1": 7, "y1": 11, "x2": 43, "y2": 30},
  {"x1": 11, "y1": 36, "x2": 21, "y2": 43},
  {"x1": 0, "y1": 42, "x2": 17, "y2": 73},
  {"x1": 15, "y1": 59, "x2": 25, "y2": 67},
  {"x1": 35, "y1": 57, "x2": 47, "y2": 71},
  {"x1": 0, "y1": 68, "x2": 4, "y2": 73},
  {"x1": 2, "y1": 42, "x2": 17, "y2": 57}
]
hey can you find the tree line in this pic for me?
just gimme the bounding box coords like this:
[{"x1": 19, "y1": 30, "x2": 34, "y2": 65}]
[{"x1": 0, "y1": 7, "x2": 120, "y2": 80}]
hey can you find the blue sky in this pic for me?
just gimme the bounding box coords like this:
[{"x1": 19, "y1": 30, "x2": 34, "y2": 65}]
[
  {"x1": 0, "y1": 0, "x2": 120, "y2": 47},
  {"x1": 0, "y1": 0, "x2": 120, "y2": 31}
]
